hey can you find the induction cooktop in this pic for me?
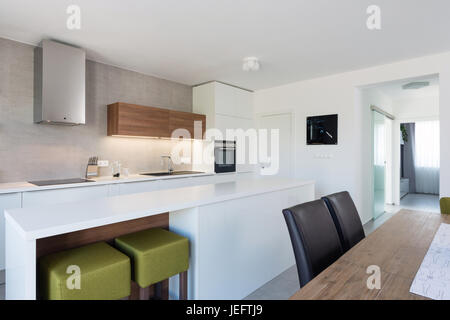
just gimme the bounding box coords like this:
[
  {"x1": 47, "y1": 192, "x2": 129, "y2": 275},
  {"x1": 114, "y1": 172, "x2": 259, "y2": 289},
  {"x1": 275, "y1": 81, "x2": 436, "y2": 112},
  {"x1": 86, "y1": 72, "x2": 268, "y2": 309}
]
[{"x1": 29, "y1": 178, "x2": 94, "y2": 187}]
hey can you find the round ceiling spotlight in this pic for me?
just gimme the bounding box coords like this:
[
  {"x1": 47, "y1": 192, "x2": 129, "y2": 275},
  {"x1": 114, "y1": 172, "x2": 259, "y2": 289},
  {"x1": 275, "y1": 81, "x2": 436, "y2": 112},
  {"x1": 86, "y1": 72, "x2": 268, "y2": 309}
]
[{"x1": 242, "y1": 57, "x2": 260, "y2": 72}]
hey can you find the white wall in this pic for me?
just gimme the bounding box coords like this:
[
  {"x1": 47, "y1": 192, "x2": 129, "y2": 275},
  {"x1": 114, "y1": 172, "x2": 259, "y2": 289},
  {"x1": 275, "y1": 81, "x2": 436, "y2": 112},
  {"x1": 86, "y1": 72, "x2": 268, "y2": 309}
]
[
  {"x1": 254, "y1": 52, "x2": 450, "y2": 224},
  {"x1": 363, "y1": 89, "x2": 394, "y2": 114},
  {"x1": 0, "y1": 38, "x2": 194, "y2": 183},
  {"x1": 392, "y1": 96, "x2": 439, "y2": 120}
]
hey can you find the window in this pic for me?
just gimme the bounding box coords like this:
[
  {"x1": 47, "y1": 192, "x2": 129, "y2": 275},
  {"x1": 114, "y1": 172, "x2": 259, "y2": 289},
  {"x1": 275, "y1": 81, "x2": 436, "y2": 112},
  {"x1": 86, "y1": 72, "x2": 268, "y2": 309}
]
[{"x1": 415, "y1": 120, "x2": 440, "y2": 169}]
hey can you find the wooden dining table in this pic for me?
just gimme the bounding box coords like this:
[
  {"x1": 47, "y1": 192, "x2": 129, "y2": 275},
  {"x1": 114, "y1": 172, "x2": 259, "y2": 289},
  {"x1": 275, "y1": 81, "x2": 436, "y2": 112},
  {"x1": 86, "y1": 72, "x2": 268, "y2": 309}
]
[{"x1": 290, "y1": 209, "x2": 450, "y2": 300}]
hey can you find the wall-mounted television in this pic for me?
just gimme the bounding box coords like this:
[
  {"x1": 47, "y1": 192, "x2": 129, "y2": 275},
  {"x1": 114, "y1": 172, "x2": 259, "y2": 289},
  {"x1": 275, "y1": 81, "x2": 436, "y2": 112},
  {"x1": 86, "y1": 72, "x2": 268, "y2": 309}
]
[{"x1": 307, "y1": 114, "x2": 338, "y2": 145}]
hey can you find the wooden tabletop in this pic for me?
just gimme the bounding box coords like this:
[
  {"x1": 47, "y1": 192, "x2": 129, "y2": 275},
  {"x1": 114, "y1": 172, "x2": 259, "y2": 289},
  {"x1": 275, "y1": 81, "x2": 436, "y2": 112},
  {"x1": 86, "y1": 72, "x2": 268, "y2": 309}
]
[{"x1": 290, "y1": 209, "x2": 450, "y2": 300}]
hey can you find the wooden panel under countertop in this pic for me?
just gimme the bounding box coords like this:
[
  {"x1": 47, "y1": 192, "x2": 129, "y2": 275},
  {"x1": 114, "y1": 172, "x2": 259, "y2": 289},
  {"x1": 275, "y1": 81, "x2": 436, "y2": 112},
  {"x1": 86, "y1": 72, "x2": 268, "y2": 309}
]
[
  {"x1": 36, "y1": 213, "x2": 170, "y2": 300},
  {"x1": 36, "y1": 213, "x2": 169, "y2": 258}
]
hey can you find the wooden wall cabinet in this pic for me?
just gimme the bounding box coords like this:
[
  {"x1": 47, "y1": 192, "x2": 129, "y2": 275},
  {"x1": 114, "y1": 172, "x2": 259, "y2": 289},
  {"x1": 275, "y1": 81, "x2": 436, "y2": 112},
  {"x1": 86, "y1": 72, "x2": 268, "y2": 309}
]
[
  {"x1": 169, "y1": 110, "x2": 205, "y2": 139},
  {"x1": 107, "y1": 102, "x2": 205, "y2": 139}
]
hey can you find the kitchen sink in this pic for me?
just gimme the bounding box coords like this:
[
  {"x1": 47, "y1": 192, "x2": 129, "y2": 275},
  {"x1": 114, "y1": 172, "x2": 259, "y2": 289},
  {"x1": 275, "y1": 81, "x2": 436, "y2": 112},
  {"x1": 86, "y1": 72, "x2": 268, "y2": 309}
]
[{"x1": 140, "y1": 171, "x2": 205, "y2": 177}]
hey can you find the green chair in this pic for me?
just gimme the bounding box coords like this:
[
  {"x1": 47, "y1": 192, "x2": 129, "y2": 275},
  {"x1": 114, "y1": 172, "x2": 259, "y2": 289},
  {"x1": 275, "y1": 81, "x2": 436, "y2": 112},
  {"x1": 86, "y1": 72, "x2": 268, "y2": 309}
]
[
  {"x1": 115, "y1": 228, "x2": 189, "y2": 300},
  {"x1": 440, "y1": 197, "x2": 450, "y2": 214},
  {"x1": 39, "y1": 242, "x2": 131, "y2": 300}
]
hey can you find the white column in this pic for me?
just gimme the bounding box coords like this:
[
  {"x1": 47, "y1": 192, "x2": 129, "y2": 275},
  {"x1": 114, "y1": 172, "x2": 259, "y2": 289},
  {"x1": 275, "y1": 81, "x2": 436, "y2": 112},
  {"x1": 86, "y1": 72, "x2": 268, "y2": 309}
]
[
  {"x1": 168, "y1": 183, "x2": 314, "y2": 300},
  {"x1": 169, "y1": 207, "x2": 200, "y2": 300},
  {"x1": 5, "y1": 216, "x2": 36, "y2": 300}
]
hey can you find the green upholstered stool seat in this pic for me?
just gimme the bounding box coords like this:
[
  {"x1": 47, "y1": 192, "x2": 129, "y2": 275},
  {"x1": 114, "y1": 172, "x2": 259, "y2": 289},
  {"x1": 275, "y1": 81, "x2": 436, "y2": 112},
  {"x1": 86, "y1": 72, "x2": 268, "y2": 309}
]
[
  {"x1": 115, "y1": 228, "x2": 189, "y2": 289},
  {"x1": 39, "y1": 242, "x2": 131, "y2": 300},
  {"x1": 441, "y1": 198, "x2": 450, "y2": 214}
]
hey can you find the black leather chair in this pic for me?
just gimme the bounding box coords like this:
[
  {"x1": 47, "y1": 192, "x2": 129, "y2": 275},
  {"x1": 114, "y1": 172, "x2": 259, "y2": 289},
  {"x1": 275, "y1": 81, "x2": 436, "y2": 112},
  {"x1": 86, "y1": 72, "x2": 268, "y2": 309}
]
[
  {"x1": 283, "y1": 200, "x2": 343, "y2": 287},
  {"x1": 322, "y1": 191, "x2": 365, "y2": 252}
]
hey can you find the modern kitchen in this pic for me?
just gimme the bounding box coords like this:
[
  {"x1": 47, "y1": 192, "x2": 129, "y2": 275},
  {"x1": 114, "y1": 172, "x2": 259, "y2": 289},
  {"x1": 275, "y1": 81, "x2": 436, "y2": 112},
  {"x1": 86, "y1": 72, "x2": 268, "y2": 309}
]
[
  {"x1": 0, "y1": 36, "x2": 315, "y2": 301},
  {"x1": 3, "y1": 0, "x2": 450, "y2": 309}
]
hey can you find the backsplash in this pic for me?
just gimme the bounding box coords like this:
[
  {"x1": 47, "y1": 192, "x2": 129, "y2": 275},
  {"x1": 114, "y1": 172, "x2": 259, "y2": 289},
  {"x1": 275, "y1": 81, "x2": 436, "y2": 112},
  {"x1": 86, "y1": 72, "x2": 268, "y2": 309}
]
[{"x1": 0, "y1": 38, "x2": 193, "y2": 183}]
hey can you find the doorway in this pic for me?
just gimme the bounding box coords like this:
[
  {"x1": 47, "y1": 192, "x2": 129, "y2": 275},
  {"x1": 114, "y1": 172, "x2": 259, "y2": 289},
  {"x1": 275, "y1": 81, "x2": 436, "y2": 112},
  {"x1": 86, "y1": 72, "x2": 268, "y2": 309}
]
[
  {"x1": 367, "y1": 75, "x2": 440, "y2": 222},
  {"x1": 256, "y1": 112, "x2": 293, "y2": 178},
  {"x1": 399, "y1": 120, "x2": 440, "y2": 212}
]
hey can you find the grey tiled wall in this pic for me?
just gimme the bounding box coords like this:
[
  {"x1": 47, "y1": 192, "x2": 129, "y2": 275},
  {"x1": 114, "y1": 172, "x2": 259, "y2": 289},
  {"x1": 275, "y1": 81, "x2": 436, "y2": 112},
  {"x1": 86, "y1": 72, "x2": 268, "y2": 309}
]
[{"x1": 0, "y1": 38, "x2": 193, "y2": 183}]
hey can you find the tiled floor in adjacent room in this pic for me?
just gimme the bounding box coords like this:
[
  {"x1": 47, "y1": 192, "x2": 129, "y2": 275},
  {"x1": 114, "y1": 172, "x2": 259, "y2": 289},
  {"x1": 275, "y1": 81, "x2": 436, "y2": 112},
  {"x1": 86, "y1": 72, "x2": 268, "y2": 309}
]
[
  {"x1": 364, "y1": 193, "x2": 439, "y2": 235},
  {"x1": 399, "y1": 193, "x2": 440, "y2": 213}
]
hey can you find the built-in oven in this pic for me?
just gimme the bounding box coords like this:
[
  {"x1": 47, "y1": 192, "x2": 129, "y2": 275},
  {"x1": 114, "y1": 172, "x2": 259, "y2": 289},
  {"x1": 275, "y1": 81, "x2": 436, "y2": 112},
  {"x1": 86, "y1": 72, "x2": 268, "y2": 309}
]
[{"x1": 214, "y1": 140, "x2": 236, "y2": 173}]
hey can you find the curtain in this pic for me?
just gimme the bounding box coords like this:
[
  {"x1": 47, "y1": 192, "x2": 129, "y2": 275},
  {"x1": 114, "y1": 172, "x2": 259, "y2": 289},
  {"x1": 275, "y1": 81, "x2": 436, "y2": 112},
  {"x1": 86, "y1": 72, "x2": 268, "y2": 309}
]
[
  {"x1": 402, "y1": 123, "x2": 416, "y2": 193},
  {"x1": 414, "y1": 120, "x2": 440, "y2": 194}
]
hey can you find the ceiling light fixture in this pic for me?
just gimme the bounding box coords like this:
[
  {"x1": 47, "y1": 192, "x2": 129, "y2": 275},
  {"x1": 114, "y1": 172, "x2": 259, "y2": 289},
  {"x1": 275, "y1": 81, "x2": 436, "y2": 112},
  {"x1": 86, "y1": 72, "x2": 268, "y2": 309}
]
[
  {"x1": 402, "y1": 82, "x2": 430, "y2": 90},
  {"x1": 242, "y1": 57, "x2": 260, "y2": 72}
]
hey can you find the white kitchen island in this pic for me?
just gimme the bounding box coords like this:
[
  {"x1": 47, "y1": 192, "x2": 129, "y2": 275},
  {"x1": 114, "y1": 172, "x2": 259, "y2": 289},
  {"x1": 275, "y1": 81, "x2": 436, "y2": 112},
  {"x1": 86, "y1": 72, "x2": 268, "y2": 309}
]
[{"x1": 4, "y1": 178, "x2": 314, "y2": 300}]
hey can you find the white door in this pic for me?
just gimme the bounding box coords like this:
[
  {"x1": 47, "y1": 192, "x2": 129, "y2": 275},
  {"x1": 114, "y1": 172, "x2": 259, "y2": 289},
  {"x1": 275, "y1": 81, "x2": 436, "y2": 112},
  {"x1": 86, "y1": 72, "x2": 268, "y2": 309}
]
[{"x1": 257, "y1": 113, "x2": 293, "y2": 178}]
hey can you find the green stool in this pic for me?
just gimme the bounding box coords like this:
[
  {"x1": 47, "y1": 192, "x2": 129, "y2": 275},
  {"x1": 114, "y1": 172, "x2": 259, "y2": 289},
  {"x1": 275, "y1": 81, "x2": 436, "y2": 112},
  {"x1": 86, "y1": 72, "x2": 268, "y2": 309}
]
[
  {"x1": 39, "y1": 242, "x2": 131, "y2": 300},
  {"x1": 440, "y1": 197, "x2": 450, "y2": 214},
  {"x1": 115, "y1": 228, "x2": 189, "y2": 300}
]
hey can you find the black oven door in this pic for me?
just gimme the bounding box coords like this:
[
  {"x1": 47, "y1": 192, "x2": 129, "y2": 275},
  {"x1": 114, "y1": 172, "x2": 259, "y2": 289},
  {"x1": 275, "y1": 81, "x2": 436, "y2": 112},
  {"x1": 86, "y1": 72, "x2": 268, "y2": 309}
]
[{"x1": 214, "y1": 141, "x2": 236, "y2": 173}]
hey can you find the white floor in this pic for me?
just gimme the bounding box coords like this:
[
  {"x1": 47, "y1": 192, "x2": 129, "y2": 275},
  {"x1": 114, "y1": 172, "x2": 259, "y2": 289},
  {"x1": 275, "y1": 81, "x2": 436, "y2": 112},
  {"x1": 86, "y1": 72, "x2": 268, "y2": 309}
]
[
  {"x1": 399, "y1": 193, "x2": 440, "y2": 213},
  {"x1": 364, "y1": 193, "x2": 439, "y2": 236},
  {"x1": 244, "y1": 265, "x2": 300, "y2": 300}
]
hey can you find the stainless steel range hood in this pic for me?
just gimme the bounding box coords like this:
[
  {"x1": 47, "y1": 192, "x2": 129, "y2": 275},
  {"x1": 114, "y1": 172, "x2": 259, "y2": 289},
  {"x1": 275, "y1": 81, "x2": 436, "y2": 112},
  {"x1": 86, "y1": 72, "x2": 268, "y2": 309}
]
[{"x1": 34, "y1": 40, "x2": 86, "y2": 125}]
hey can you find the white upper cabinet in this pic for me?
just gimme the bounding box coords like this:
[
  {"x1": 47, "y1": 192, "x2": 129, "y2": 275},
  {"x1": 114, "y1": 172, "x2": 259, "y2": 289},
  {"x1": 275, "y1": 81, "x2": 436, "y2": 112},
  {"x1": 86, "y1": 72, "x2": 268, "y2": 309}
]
[
  {"x1": 234, "y1": 88, "x2": 253, "y2": 119},
  {"x1": 193, "y1": 82, "x2": 253, "y2": 121},
  {"x1": 192, "y1": 82, "x2": 216, "y2": 130},
  {"x1": 193, "y1": 81, "x2": 255, "y2": 173},
  {"x1": 214, "y1": 82, "x2": 238, "y2": 117},
  {"x1": 215, "y1": 114, "x2": 238, "y2": 136}
]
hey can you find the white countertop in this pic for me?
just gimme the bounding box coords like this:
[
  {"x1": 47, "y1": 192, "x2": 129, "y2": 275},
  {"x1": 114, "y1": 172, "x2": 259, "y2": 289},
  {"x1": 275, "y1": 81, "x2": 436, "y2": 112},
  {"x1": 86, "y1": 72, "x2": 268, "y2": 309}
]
[
  {"x1": 0, "y1": 172, "x2": 216, "y2": 194},
  {"x1": 5, "y1": 178, "x2": 314, "y2": 240}
]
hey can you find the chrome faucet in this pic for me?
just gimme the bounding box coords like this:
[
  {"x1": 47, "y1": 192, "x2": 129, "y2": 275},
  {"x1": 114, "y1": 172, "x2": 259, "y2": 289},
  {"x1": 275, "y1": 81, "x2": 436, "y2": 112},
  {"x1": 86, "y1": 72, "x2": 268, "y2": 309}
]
[{"x1": 161, "y1": 155, "x2": 174, "y2": 174}]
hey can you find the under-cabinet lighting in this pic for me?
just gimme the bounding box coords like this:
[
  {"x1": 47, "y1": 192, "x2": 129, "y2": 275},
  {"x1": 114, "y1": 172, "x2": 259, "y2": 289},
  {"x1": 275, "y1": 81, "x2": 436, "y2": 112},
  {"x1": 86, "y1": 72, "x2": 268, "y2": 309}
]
[{"x1": 111, "y1": 135, "x2": 201, "y2": 141}]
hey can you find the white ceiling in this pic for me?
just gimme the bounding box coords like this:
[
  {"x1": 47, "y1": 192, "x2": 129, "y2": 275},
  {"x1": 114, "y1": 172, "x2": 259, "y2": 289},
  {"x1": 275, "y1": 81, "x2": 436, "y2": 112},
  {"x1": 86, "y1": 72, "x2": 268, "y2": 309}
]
[
  {"x1": 1, "y1": 0, "x2": 450, "y2": 90},
  {"x1": 375, "y1": 75, "x2": 439, "y2": 100}
]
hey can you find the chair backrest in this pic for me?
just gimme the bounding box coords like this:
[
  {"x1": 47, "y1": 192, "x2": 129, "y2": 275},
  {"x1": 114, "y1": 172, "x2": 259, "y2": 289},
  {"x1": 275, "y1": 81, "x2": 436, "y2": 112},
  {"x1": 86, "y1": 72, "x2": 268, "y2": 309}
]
[
  {"x1": 440, "y1": 198, "x2": 450, "y2": 215},
  {"x1": 283, "y1": 200, "x2": 343, "y2": 287},
  {"x1": 322, "y1": 191, "x2": 365, "y2": 252}
]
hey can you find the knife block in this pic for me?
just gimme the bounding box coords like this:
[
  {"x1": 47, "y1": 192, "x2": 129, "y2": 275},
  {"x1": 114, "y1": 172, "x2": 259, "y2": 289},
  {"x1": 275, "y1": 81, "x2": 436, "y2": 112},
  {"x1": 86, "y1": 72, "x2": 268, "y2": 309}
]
[{"x1": 86, "y1": 165, "x2": 99, "y2": 178}]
